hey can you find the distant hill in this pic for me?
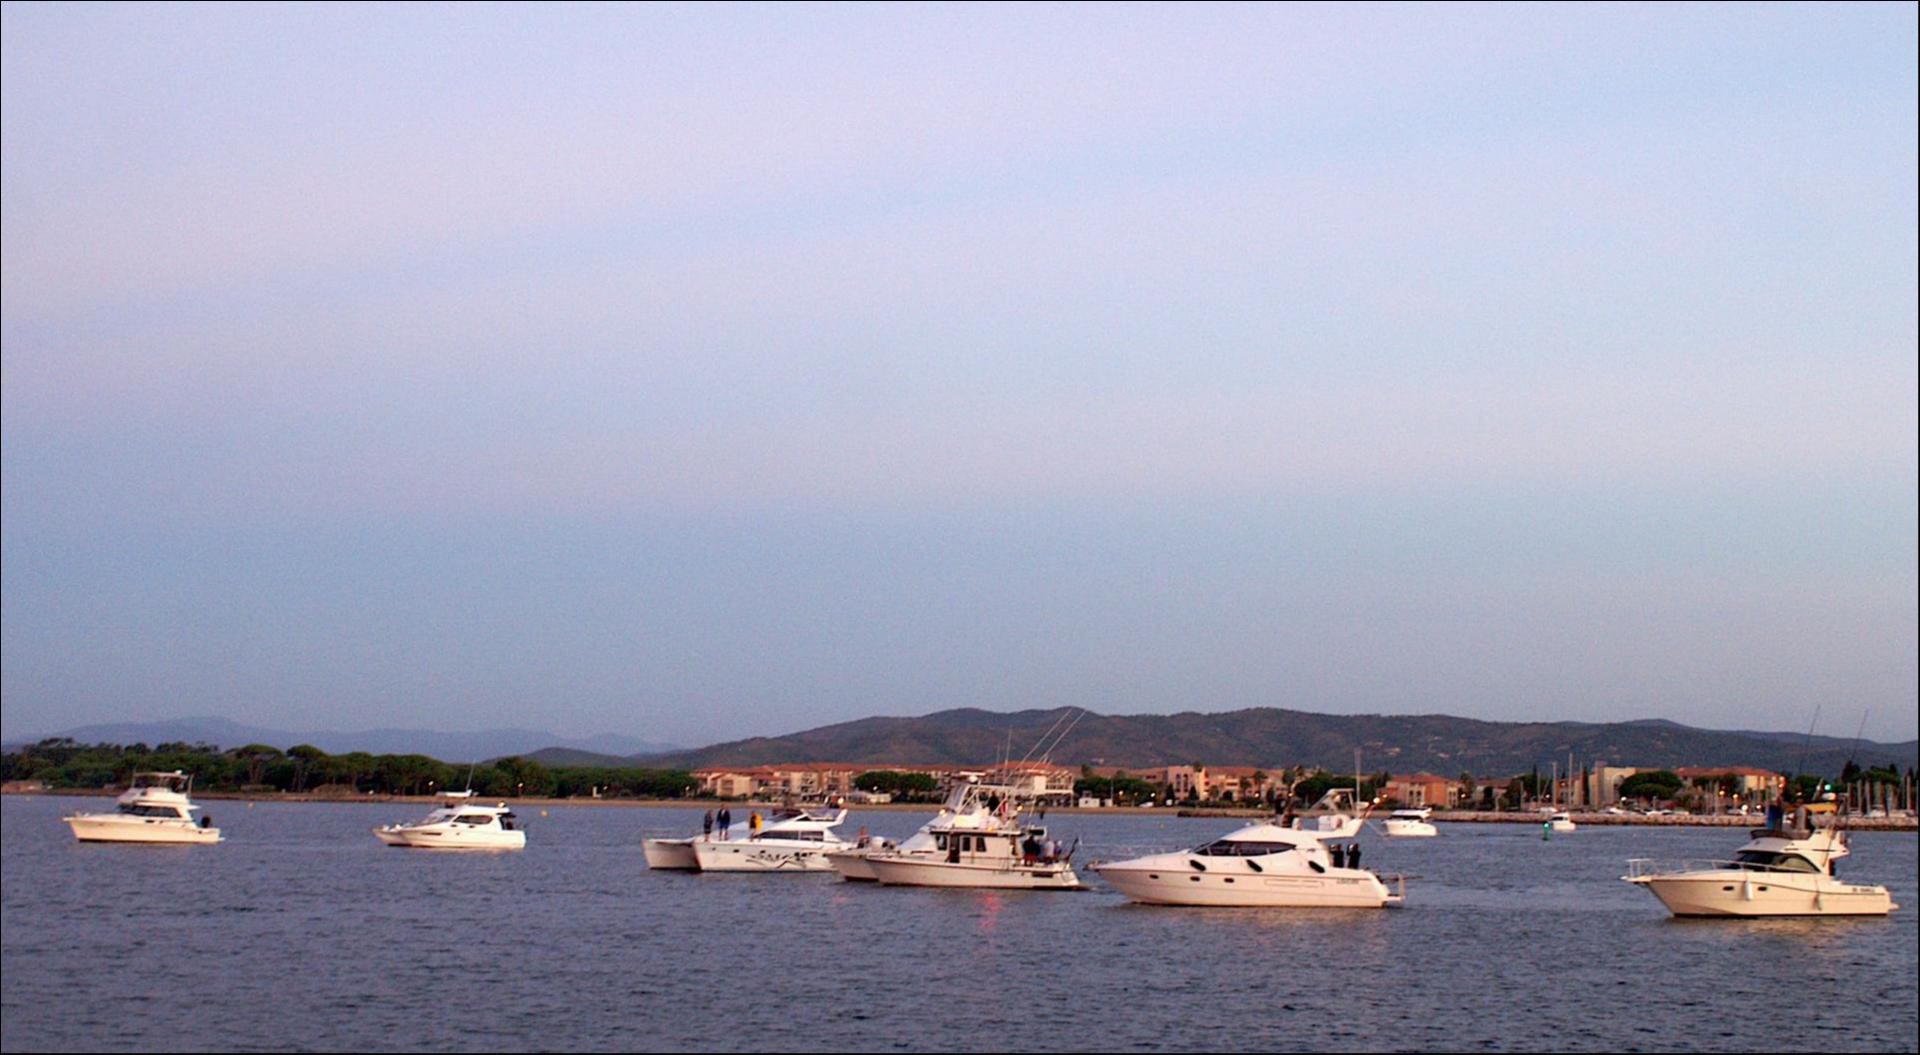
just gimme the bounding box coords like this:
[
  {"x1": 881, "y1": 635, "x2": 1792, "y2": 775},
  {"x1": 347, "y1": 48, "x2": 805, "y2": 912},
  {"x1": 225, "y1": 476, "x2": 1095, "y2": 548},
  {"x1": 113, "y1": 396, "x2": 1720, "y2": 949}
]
[
  {"x1": 523, "y1": 746, "x2": 649, "y2": 768},
  {"x1": 3, "y1": 716, "x2": 679, "y2": 762},
  {"x1": 641, "y1": 707, "x2": 1917, "y2": 777}
]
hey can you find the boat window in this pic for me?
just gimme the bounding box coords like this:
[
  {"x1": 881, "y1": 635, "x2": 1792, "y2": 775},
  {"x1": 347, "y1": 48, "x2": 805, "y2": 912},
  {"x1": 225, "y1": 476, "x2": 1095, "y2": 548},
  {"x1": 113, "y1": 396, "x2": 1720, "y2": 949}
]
[
  {"x1": 1732, "y1": 851, "x2": 1819, "y2": 873},
  {"x1": 117, "y1": 804, "x2": 182, "y2": 818},
  {"x1": 454, "y1": 814, "x2": 493, "y2": 826},
  {"x1": 1195, "y1": 840, "x2": 1294, "y2": 857}
]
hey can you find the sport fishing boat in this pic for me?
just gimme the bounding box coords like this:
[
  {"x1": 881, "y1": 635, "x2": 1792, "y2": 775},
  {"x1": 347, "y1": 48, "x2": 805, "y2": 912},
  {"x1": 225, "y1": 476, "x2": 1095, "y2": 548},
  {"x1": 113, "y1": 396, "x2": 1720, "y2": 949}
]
[
  {"x1": 864, "y1": 815, "x2": 1082, "y2": 890},
  {"x1": 1548, "y1": 811, "x2": 1577, "y2": 834},
  {"x1": 825, "y1": 779, "x2": 1004, "y2": 881},
  {"x1": 689, "y1": 807, "x2": 852, "y2": 872},
  {"x1": 373, "y1": 791, "x2": 526, "y2": 850},
  {"x1": 1382, "y1": 807, "x2": 1438, "y2": 837},
  {"x1": 1095, "y1": 821, "x2": 1404, "y2": 907},
  {"x1": 825, "y1": 772, "x2": 1021, "y2": 880},
  {"x1": 63, "y1": 771, "x2": 222, "y2": 844},
  {"x1": 1622, "y1": 812, "x2": 1896, "y2": 917}
]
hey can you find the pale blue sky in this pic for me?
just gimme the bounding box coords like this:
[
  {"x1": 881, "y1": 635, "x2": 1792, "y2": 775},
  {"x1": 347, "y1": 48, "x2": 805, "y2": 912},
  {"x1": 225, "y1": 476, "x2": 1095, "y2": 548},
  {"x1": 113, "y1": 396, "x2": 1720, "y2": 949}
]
[{"x1": 3, "y1": 3, "x2": 1915, "y2": 745}]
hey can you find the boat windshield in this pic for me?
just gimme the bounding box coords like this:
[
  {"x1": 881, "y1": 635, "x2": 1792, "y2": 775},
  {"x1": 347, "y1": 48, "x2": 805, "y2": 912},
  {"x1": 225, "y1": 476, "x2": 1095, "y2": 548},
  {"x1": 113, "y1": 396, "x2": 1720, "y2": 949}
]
[
  {"x1": 1195, "y1": 839, "x2": 1295, "y2": 857},
  {"x1": 116, "y1": 804, "x2": 186, "y2": 818},
  {"x1": 1732, "y1": 850, "x2": 1820, "y2": 873}
]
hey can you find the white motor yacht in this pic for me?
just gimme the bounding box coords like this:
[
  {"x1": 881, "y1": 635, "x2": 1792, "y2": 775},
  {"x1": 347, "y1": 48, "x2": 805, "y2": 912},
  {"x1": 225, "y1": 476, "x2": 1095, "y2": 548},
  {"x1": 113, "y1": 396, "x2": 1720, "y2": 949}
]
[
  {"x1": 1382, "y1": 807, "x2": 1438, "y2": 837},
  {"x1": 689, "y1": 808, "x2": 852, "y2": 872},
  {"x1": 374, "y1": 791, "x2": 526, "y2": 850},
  {"x1": 1548, "y1": 811, "x2": 1576, "y2": 833},
  {"x1": 1095, "y1": 822, "x2": 1404, "y2": 907},
  {"x1": 1623, "y1": 817, "x2": 1896, "y2": 917},
  {"x1": 63, "y1": 772, "x2": 221, "y2": 845}
]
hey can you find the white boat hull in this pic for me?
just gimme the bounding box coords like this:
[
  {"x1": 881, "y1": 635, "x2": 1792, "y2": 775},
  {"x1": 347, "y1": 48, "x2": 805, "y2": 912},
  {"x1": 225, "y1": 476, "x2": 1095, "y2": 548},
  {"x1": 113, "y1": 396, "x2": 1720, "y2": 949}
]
[
  {"x1": 866, "y1": 856, "x2": 1081, "y2": 890},
  {"x1": 825, "y1": 848, "x2": 881, "y2": 881},
  {"x1": 643, "y1": 837, "x2": 701, "y2": 870},
  {"x1": 1383, "y1": 820, "x2": 1437, "y2": 837},
  {"x1": 65, "y1": 815, "x2": 221, "y2": 844},
  {"x1": 1627, "y1": 872, "x2": 1896, "y2": 917},
  {"x1": 691, "y1": 840, "x2": 839, "y2": 872},
  {"x1": 373, "y1": 825, "x2": 525, "y2": 851},
  {"x1": 1097, "y1": 865, "x2": 1398, "y2": 907}
]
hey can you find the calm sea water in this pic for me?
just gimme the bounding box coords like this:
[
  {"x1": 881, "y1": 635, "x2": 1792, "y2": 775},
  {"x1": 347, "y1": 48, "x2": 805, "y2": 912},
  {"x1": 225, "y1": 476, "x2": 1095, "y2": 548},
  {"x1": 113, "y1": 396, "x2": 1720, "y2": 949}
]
[{"x1": 3, "y1": 795, "x2": 1915, "y2": 1052}]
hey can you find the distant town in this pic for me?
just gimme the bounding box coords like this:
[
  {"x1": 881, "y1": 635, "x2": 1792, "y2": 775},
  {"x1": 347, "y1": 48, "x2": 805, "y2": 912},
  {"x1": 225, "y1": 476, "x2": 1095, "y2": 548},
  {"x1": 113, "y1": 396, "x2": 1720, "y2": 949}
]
[{"x1": 4, "y1": 739, "x2": 1913, "y2": 822}]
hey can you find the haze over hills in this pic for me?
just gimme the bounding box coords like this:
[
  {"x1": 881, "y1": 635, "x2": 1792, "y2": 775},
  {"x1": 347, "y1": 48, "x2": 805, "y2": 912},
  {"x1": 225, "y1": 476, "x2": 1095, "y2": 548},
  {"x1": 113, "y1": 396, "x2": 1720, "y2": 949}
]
[
  {"x1": 628, "y1": 707, "x2": 1917, "y2": 777},
  {"x1": 2, "y1": 716, "x2": 679, "y2": 762}
]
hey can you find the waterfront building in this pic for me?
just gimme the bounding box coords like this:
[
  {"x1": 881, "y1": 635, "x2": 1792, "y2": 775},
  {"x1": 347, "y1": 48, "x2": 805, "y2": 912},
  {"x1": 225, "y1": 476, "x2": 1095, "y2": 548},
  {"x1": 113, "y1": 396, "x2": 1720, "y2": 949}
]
[
  {"x1": 1162, "y1": 764, "x2": 1281, "y2": 803},
  {"x1": 1384, "y1": 772, "x2": 1461, "y2": 808}
]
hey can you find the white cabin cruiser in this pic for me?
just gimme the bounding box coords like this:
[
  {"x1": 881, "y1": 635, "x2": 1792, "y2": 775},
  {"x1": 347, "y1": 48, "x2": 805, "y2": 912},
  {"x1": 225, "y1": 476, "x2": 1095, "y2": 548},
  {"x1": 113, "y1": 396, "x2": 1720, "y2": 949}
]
[
  {"x1": 1623, "y1": 818, "x2": 1896, "y2": 917},
  {"x1": 1548, "y1": 811, "x2": 1576, "y2": 833},
  {"x1": 1383, "y1": 807, "x2": 1438, "y2": 837},
  {"x1": 63, "y1": 772, "x2": 221, "y2": 845},
  {"x1": 865, "y1": 818, "x2": 1082, "y2": 890},
  {"x1": 1096, "y1": 822, "x2": 1404, "y2": 908},
  {"x1": 690, "y1": 808, "x2": 852, "y2": 872},
  {"x1": 374, "y1": 791, "x2": 526, "y2": 850}
]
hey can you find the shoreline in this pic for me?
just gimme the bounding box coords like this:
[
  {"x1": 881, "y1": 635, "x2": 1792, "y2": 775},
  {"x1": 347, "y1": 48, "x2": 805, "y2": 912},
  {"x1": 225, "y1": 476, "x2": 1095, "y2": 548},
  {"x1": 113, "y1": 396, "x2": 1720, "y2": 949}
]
[{"x1": 5, "y1": 788, "x2": 1914, "y2": 829}]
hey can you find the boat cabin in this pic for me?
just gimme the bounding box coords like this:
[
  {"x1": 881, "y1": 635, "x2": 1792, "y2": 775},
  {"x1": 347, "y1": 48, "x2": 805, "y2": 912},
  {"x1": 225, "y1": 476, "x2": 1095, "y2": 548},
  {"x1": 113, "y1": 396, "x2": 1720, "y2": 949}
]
[{"x1": 934, "y1": 826, "x2": 1062, "y2": 865}]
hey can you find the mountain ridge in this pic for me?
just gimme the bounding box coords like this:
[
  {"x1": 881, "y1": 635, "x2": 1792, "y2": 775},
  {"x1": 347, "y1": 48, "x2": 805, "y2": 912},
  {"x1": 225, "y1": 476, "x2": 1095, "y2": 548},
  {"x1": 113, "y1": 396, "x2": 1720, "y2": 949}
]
[{"x1": 636, "y1": 706, "x2": 1917, "y2": 777}]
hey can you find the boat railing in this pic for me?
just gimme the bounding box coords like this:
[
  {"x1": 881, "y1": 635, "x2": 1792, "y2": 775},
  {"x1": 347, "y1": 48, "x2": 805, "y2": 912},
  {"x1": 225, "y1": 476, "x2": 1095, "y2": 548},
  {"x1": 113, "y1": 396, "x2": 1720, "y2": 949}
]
[{"x1": 1623, "y1": 857, "x2": 1812, "y2": 879}]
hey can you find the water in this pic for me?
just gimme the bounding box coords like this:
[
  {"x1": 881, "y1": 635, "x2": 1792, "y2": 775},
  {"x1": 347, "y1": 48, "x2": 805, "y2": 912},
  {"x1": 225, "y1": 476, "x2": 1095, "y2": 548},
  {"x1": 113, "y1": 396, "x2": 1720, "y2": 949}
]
[{"x1": 4, "y1": 795, "x2": 1915, "y2": 1052}]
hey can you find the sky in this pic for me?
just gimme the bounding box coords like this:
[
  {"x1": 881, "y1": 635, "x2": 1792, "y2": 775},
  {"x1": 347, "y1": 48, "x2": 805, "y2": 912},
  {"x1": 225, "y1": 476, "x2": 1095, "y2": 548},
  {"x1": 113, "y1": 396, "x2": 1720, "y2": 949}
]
[{"x1": 2, "y1": 4, "x2": 1915, "y2": 747}]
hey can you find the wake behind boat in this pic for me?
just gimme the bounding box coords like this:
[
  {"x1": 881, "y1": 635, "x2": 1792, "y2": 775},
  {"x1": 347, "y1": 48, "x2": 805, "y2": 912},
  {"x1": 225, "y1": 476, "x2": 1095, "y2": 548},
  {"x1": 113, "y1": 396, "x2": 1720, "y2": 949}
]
[{"x1": 63, "y1": 771, "x2": 222, "y2": 845}]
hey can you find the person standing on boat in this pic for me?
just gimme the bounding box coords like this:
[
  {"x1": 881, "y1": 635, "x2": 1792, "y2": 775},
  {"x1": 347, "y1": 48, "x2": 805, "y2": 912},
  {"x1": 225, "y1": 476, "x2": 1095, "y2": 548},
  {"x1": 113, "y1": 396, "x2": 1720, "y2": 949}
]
[
  {"x1": 750, "y1": 810, "x2": 762, "y2": 836},
  {"x1": 718, "y1": 807, "x2": 731, "y2": 841},
  {"x1": 702, "y1": 810, "x2": 714, "y2": 842}
]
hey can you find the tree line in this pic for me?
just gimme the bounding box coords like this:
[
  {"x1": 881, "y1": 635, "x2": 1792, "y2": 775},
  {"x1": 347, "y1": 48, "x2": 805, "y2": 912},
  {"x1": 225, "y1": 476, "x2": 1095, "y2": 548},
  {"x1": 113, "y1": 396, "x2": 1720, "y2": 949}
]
[{"x1": 1, "y1": 739, "x2": 698, "y2": 799}]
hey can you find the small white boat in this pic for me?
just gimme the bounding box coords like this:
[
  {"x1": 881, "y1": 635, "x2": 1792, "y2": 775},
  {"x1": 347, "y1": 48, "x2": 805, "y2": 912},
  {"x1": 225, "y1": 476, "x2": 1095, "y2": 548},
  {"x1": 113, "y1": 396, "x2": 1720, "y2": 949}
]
[
  {"x1": 374, "y1": 791, "x2": 526, "y2": 850},
  {"x1": 688, "y1": 808, "x2": 852, "y2": 872},
  {"x1": 1096, "y1": 822, "x2": 1403, "y2": 908},
  {"x1": 1382, "y1": 807, "x2": 1438, "y2": 838},
  {"x1": 63, "y1": 772, "x2": 222, "y2": 845},
  {"x1": 1623, "y1": 815, "x2": 1897, "y2": 917},
  {"x1": 1548, "y1": 811, "x2": 1576, "y2": 833}
]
